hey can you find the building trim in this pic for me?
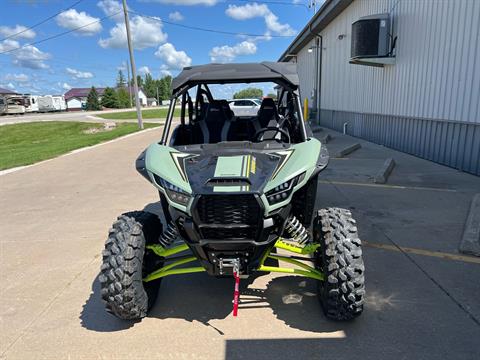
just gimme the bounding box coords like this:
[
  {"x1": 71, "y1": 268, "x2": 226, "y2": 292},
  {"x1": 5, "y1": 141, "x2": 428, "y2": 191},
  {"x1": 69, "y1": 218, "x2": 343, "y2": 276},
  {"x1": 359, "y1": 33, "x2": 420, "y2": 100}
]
[{"x1": 278, "y1": 0, "x2": 353, "y2": 61}]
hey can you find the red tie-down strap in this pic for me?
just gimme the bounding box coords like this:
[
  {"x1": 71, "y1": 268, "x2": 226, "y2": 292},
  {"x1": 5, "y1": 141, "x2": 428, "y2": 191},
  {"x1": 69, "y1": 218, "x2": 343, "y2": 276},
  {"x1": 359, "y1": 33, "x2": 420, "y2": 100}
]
[{"x1": 233, "y1": 270, "x2": 240, "y2": 317}]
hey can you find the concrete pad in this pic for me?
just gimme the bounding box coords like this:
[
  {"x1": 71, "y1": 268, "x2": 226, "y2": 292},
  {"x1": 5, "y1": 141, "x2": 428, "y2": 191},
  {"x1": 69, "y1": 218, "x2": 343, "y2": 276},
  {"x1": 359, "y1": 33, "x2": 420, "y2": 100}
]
[
  {"x1": 460, "y1": 194, "x2": 480, "y2": 256},
  {"x1": 1, "y1": 123, "x2": 480, "y2": 359}
]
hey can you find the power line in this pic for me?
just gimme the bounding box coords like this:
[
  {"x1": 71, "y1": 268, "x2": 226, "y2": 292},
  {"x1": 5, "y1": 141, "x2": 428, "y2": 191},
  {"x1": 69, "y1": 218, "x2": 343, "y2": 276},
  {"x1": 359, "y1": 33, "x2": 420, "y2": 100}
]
[
  {"x1": 0, "y1": 0, "x2": 86, "y2": 42},
  {"x1": 129, "y1": 10, "x2": 296, "y2": 38},
  {"x1": 0, "y1": 11, "x2": 121, "y2": 56}
]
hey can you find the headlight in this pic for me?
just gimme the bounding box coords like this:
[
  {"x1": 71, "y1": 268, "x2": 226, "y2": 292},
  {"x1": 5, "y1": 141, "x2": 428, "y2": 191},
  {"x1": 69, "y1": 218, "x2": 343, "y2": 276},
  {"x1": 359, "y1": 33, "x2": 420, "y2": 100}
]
[
  {"x1": 265, "y1": 172, "x2": 305, "y2": 205},
  {"x1": 153, "y1": 175, "x2": 191, "y2": 206}
]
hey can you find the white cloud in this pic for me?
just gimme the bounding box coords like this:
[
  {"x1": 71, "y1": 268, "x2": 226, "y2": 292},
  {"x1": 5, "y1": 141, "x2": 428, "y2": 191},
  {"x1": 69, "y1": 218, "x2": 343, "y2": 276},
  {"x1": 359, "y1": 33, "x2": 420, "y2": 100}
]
[
  {"x1": 169, "y1": 11, "x2": 184, "y2": 21},
  {"x1": 138, "y1": 66, "x2": 150, "y2": 74},
  {"x1": 5, "y1": 73, "x2": 29, "y2": 82},
  {"x1": 62, "y1": 82, "x2": 72, "y2": 90},
  {"x1": 160, "y1": 69, "x2": 172, "y2": 76},
  {"x1": 155, "y1": 43, "x2": 191, "y2": 70},
  {"x1": 12, "y1": 45, "x2": 51, "y2": 69},
  {"x1": 56, "y1": 9, "x2": 102, "y2": 36},
  {"x1": 5, "y1": 83, "x2": 16, "y2": 90},
  {"x1": 0, "y1": 25, "x2": 36, "y2": 40},
  {"x1": 0, "y1": 39, "x2": 20, "y2": 52},
  {"x1": 143, "y1": 0, "x2": 218, "y2": 5},
  {"x1": 66, "y1": 67, "x2": 94, "y2": 79},
  {"x1": 209, "y1": 41, "x2": 257, "y2": 63},
  {"x1": 99, "y1": 14, "x2": 167, "y2": 49},
  {"x1": 226, "y1": 3, "x2": 296, "y2": 36},
  {"x1": 97, "y1": 0, "x2": 125, "y2": 22}
]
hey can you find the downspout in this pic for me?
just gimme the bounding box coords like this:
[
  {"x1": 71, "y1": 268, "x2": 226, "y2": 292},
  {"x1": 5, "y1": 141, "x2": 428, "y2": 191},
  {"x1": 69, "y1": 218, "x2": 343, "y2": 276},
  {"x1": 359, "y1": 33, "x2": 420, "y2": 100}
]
[{"x1": 316, "y1": 34, "x2": 323, "y2": 125}]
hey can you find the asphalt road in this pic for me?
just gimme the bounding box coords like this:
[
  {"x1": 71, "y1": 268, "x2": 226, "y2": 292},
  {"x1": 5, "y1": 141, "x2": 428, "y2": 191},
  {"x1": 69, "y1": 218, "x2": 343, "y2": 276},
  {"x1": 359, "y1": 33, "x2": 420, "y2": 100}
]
[{"x1": 1, "y1": 127, "x2": 479, "y2": 359}]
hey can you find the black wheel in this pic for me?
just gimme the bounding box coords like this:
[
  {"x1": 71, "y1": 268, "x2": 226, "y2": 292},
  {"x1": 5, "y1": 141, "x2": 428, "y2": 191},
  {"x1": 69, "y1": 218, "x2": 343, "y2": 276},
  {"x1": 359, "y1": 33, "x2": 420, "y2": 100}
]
[
  {"x1": 99, "y1": 211, "x2": 164, "y2": 320},
  {"x1": 313, "y1": 208, "x2": 365, "y2": 320}
]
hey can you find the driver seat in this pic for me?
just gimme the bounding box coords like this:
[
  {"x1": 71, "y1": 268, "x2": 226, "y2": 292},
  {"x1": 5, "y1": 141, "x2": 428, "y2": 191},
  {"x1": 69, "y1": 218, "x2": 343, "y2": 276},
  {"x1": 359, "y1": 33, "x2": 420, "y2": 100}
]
[{"x1": 253, "y1": 98, "x2": 282, "y2": 141}]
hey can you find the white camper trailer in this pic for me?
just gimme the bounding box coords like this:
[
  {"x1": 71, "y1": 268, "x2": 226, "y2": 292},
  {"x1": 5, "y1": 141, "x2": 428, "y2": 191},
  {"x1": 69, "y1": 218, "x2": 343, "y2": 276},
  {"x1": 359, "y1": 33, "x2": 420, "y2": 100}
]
[
  {"x1": 52, "y1": 95, "x2": 66, "y2": 111},
  {"x1": 1, "y1": 95, "x2": 26, "y2": 115},
  {"x1": 23, "y1": 95, "x2": 39, "y2": 113},
  {"x1": 38, "y1": 96, "x2": 56, "y2": 112}
]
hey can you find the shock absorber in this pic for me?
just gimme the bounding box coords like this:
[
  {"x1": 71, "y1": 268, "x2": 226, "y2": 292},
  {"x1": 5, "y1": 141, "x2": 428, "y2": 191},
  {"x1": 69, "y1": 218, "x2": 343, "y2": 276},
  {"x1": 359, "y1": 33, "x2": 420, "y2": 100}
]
[
  {"x1": 159, "y1": 221, "x2": 179, "y2": 247},
  {"x1": 284, "y1": 215, "x2": 310, "y2": 244}
]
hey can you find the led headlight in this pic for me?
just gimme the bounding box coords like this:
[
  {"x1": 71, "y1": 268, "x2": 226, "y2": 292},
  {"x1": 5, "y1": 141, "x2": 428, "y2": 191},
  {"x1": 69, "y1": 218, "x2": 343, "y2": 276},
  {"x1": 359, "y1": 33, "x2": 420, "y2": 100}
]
[
  {"x1": 153, "y1": 175, "x2": 191, "y2": 206},
  {"x1": 265, "y1": 172, "x2": 306, "y2": 205}
]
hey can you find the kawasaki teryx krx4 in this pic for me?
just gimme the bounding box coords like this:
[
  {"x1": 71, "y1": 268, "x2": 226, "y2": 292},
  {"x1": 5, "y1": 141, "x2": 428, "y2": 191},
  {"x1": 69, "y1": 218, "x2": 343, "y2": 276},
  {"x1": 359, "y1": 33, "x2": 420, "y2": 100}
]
[{"x1": 100, "y1": 62, "x2": 365, "y2": 321}]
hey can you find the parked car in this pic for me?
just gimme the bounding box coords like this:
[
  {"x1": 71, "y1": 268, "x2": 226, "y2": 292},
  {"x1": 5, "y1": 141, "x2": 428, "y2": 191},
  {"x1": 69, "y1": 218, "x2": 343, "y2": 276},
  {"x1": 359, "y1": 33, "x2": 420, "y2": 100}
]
[{"x1": 228, "y1": 98, "x2": 261, "y2": 117}]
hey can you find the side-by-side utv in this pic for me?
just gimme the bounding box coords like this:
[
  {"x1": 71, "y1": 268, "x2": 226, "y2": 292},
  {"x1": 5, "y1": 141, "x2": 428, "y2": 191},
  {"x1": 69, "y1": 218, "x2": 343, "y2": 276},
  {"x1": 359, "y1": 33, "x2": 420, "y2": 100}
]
[{"x1": 100, "y1": 62, "x2": 365, "y2": 321}]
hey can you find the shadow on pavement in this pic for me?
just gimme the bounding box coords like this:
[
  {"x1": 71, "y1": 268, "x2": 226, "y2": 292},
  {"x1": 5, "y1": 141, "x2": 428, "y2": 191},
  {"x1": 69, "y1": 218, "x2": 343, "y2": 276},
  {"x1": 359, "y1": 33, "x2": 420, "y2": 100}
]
[
  {"x1": 80, "y1": 274, "x2": 140, "y2": 332},
  {"x1": 79, "y1": 272, "x2": 341, "y2": 334}
]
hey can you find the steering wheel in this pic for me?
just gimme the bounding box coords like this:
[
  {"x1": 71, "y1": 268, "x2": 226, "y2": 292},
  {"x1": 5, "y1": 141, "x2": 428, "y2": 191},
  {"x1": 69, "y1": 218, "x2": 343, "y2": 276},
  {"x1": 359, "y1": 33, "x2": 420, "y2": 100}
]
[{"x1": 254, "y1": 126, "x2": 290, "y2": 143}]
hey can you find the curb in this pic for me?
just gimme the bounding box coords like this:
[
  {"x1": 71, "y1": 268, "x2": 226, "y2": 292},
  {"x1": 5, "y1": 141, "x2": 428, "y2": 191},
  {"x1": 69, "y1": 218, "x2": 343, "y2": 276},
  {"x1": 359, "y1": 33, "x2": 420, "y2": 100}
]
[
  {"x1": 320, "y1": 134, "x2": 332, "y2": 144},
  {"x1": 374, "y1": 158, "x2": 396, "y2": 184},
  {"x1": 336, "y1": 143, "x2": 361, "y2": 158},
  {"x1": 459, "y1": 193, "x2": 480, "y2": 257}
]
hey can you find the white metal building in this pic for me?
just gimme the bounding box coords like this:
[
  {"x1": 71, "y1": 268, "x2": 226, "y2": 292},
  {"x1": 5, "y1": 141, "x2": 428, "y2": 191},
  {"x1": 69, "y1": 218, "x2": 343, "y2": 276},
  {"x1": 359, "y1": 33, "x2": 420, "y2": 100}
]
[{"x1": 280, "y1": 0, "x2": 480, "y2": 175}]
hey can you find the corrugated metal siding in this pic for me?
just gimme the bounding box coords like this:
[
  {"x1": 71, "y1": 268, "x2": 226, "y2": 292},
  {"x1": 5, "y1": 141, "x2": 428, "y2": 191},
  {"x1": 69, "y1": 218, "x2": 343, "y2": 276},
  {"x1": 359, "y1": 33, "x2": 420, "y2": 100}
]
[
  {"x1": 321, "y1": 109, "x2": 480, "y2": 175},
  {"x1": 296, "y1": 38, "x2": 318, "y2": 107},
  {"x1": 317, "y1": 0, "x2": 480, "y2": 124}
]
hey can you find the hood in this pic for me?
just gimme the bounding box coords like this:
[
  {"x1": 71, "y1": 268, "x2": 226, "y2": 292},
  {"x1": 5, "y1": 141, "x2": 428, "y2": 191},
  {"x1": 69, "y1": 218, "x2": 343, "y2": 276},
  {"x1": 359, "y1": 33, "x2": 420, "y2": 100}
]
[{"x1": 182, "y1": 150, "x2": 292, "y2": 195}]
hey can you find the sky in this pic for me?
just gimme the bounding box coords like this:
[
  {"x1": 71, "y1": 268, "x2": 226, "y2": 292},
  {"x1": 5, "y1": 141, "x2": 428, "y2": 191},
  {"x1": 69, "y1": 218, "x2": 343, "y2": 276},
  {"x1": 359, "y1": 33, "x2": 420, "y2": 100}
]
[{"x1": 0, "y1": 0, "x2": 320, "y2": 98}]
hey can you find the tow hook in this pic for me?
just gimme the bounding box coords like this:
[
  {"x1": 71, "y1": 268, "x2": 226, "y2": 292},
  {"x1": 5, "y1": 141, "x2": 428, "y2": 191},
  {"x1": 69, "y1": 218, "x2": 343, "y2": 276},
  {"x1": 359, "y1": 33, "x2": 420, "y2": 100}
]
[{"x1": 219, "y1": 258, "x2": 241, "y2": 317}]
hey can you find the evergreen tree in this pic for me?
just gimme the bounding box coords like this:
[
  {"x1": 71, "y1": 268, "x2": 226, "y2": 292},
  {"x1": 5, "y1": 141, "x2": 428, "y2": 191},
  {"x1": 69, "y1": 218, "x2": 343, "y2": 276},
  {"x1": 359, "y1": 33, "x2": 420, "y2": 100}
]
[
  {"x1": 144, "y1": 73, "x2": 156, "y2": 98},
  {"x1": 85, "y1": 87, "x2": 101, "y2": 111},
  {"x1": 101, "y1": 87, "x2": 119, "y2": 108},
  {"x1": 116, "y1": 70, "x2": 126, "y2": 88},
  {"x1": 116, "y1": 87, "x2": 130, "y2": 108}
]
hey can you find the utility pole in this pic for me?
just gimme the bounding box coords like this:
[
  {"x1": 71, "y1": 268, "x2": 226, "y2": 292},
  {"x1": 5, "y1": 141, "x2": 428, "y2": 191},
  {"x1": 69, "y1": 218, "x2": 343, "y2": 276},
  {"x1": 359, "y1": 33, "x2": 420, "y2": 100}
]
[
  {"x1": 126, "y1": 59, "x2": 133, "y2": 108},
  {"x1": 156, "y1": 87, "x2": 160, "y2": 107},
  {"x1": 122, "y1": 0, "x2": 143, "y2": 129}
]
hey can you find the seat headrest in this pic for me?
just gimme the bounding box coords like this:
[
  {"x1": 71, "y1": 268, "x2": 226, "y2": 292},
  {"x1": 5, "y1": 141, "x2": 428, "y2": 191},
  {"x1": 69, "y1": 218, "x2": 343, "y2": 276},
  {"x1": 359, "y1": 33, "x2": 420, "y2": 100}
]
[{"x1": 259, "y1": 98, "x2": 276, "y2": 110}]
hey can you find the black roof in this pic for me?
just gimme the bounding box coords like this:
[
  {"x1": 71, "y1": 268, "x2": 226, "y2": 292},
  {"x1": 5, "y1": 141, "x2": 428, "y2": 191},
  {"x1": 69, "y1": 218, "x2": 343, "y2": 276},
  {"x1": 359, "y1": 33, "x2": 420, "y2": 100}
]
[{"x1": 171, "y1": 62, "x2": 299, "y2": 95}]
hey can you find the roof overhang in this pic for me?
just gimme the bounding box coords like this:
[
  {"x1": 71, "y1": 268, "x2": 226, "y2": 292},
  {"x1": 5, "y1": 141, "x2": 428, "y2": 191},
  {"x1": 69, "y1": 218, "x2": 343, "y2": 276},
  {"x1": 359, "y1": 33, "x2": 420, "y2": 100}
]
[
  {"x1": 171, "y1": 62, "x2": 299, "y2": 96},
  {"x1": 278, "y1": 0, "x2": 353, "y2": 62}
]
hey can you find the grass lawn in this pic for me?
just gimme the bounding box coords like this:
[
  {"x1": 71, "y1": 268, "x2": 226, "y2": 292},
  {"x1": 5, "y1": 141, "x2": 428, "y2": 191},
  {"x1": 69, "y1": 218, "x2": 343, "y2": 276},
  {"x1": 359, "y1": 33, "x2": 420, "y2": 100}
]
[
  {"x1": 0, "y1": 121, "x2": 159, "y2": 170},
  {"x1": 98, "y1": 108, "x2": 180, "y2": 120}
]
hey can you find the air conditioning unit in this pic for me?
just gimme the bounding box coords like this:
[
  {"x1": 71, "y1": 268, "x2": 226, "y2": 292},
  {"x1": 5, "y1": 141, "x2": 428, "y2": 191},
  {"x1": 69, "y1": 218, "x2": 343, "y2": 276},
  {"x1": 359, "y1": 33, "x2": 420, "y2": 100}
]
[{"x1": 350, "y1": 13, "x2": 395, "y2": 67}]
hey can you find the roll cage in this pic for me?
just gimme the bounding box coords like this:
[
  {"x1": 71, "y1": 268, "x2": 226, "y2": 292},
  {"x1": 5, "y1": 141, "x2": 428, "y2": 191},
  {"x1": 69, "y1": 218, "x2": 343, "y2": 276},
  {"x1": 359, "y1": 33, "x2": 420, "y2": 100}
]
[{"x1": 160, "y1": 62, "x2": 308, "y2": 146}]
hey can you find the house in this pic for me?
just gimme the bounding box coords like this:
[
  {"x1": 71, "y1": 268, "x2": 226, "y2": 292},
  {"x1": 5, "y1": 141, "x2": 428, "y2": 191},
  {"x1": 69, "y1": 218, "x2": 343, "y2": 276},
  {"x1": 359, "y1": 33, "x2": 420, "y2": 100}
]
[
  {"x1": 64, "y1": 87, "x2": 148, "y2": 111},
  {"x1": 64, "y1": 88, "x2": 106, "y2": 111},
  {"x1": 279, "y1": 0, "x2": 479, "y2": 175},
  {"x1": 0, "y1": 87, "x2": 18, "y2": 96}
]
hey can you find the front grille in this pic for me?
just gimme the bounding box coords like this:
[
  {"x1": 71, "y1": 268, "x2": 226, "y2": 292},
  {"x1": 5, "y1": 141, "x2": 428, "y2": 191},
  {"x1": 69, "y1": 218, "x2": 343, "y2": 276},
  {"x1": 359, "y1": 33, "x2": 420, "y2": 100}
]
[
  {"x1": 201, "y1": 227, "x2": 256, "y2": 240},
  {"x1": 195, "y1": 195, "x2": 262, "y2": 240}
]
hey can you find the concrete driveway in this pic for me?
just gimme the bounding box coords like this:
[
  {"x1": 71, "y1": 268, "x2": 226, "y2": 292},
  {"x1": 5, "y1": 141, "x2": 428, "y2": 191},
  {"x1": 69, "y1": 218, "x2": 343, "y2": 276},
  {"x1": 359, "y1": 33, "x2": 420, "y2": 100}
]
[{"x1": 1, "y1": 127, "x2": 479, "y2": 359}]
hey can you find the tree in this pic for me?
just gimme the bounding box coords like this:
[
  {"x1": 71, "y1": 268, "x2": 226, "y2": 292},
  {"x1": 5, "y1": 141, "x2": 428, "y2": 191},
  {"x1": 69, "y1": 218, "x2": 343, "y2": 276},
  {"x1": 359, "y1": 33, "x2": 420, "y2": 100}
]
[
  {"x1": 116, "y1": 70, "x2": 126, "y2": 88},
  {"x1": 101, "y1": 87, "x2": 118, "y2": 108},
  {"x1": 233, "y1": 87, "x2": 263, "y2": 99},
  {"x1": 116, "y1": 87, "x2": 130, "y2": 108},
  {"x1": 85, "y1": 87, "x2": 101, "y2": 110},
  {"x1": 267, "y1": 93, "x2": 277, "y2": 100},
  {"x1": 143, "y1": 73, "x2": 156, "y2": 98}
]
